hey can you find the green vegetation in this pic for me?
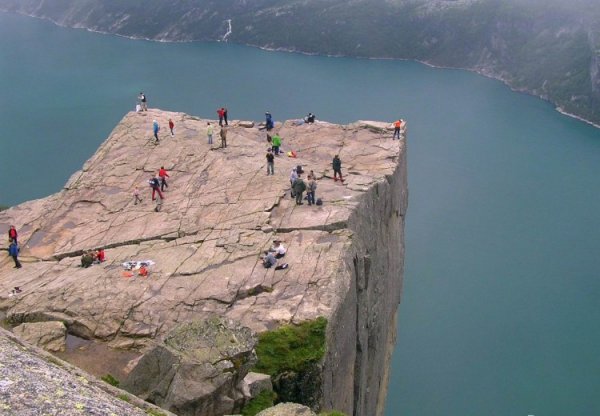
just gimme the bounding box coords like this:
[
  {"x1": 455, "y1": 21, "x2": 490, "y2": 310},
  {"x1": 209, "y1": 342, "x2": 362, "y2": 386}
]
[
  {"x1": 145, "y1": 410, "x2": 167, "y2": 416},
  {"x1": 253, "y1": 317, "x2": 327, "y2": 376},
  {"x1": 319, "y1": 412, "x2": 347, "y2": 416},
  {"x1": 240, "y1": 390, "x2": 277, "y2": 416},
  {"x1": 117, "y1": 393, "x2": 130, "y2": 402},
  {"x1": 100, "y1": 374, "x2": 119, "y2": 387}
]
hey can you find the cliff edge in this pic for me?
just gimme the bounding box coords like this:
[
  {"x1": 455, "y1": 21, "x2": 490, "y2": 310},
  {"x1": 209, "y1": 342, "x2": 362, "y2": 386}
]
[{"x1": 0, "y1": 110, "x2": 407, "y2": 416}]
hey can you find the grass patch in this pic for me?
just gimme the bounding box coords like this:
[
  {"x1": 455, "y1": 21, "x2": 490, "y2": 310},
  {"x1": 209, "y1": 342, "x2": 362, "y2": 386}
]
[
  {"x1": 240, "y1": 390, "x2": 277, "y2": 416},
  {"x1": 100, "y1": 374, "x2": 119, "y2": 387},
  {"x1": 146, "y1": 410, "x2": 167, "y2": 416},
  {"x1": 117, "y1": 393, "x2": 130, "y2": 402},
  {"x1": 320, "y1": 412, "x2": 347, "y2": 416},
  {"x1": 253, "y1": 317, "x2": 327, "y2": 376}
]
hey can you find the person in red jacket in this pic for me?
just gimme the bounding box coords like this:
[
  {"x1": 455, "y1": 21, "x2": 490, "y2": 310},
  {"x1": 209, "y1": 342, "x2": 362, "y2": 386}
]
[
  {"x1": 158, "y1": 166, "x2": 170, "y2": 192},
  {"x1": 217, "y1": 108, "x2": 225, "y2": 127},
  {"x1": 168, "y1": 118, "x2": 175, "y2": 136},
  {"x1": 8, "y1": 225, "x2": 17, "y2": 244}
]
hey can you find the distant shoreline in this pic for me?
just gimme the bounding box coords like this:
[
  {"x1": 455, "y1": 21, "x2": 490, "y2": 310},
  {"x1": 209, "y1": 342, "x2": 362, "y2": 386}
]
[{"x1": 3, "y1": 9, "x2": 599, "y2": 130}]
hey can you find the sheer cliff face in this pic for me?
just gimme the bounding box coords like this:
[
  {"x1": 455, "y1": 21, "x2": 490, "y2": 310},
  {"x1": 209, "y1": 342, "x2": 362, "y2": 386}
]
[
  {"x1": 323, "y1": 145, "x2": 407, "y2": 416},
  {"x1": 1, "y1": 0, "x2": 600, "y2": 124}
]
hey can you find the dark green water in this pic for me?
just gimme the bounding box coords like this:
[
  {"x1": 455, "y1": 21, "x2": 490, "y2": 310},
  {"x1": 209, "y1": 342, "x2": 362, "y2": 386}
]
[{"x1": 2, "y1": 12, "x2": 600, "y2": 416}]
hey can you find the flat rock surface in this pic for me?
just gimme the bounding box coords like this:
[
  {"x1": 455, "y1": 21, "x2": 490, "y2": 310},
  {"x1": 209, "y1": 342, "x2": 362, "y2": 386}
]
[{"x1": 0, "y1": 109, "x2": 404, "y2": 348}]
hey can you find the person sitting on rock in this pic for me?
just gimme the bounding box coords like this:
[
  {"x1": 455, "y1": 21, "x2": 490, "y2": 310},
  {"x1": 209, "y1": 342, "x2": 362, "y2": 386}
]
[
  {"x1": 138, "y1": 265, "x2": 148, "y2": 277},
  {"x1": 95, "y1": 249, "x2": 105, "y2": 263},
  {"x1": 265, "y1": 112, "x2": 274, "y2": 131},
  {"x1": 81, "y1": 251, "x2": 94, "y2": 268},
  {"x1": 262, "y1": 250, "x2": 277, "y2": 269},
  {"x1": 305, "y1": 113, "x2": 316, "y2": 123},
  {"x1": 270, "y1": 240, "x2": 287, "y2": 258}
]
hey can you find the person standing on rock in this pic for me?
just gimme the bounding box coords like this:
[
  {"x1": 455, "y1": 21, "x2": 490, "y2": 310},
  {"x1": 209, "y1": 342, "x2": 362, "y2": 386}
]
[
  {"x1": 289, "y1": 167, "x2": 298, "y2": 198},
  {"x1": 153, "y1": 120, "x2": 160, "y2": 144},
  {"x1": 266, "y1": 148, "x2": 275, "y2": 175},
  {"x1": 8, "y1": 225, "x2": 17, "y2": 244},
  {"x1": 207, "y1": 122, "x2": 213, "y2": 145},
  {"x1": 133, "y1": 186, "x2": 143, "y2": 205},
  {"x1": 168, "y1": 118, "x2": 175, "y2": 136},
  {"x1": 217, "y1": 108, "x2": 225, "y2": 127},
  {"x1": 307, "y1": 175, "x2": 317, "y2": 206},
  {"x1": 159, "y1": 166, "x2": 170, "y2": 191},
  {"x1": 220, "y1": 125, "x2": 228, "y2": 148},
  {"x1": 271, "y1": 133, "x2": 282, "y2": 155},
  {"x1": 139, "y1": 92, "x2": 147, "y2": 111},
  {"x1": 149, "y1": 176, "x2": 164, "y2": 201},
  {"x1": 223, "y1": 107, "x2": 229, "y2": 126},
  {"x1": 265, "y1": 112, "x2": 274, "y2": 131},
  {"x1": 293, "y1": 174, "x2": 307, "y2": 205},
  {"x1": 8, "y1": 240, "x2": 21, "y2": 269},
  {"x1": 393, "y1": 119, "x2": 403, "y2": 140},
  {"x1": 155, "y1": 192, "x2": 163, "y2": 212},
  {"x1": 332, "y1": 155, "x2": 344, "y2": 182}
]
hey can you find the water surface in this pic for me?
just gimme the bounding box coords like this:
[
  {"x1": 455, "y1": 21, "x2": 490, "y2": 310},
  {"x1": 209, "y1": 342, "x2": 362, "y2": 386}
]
[{"x1": 1, "y1": 12, "x2": 600, "y2": 416}]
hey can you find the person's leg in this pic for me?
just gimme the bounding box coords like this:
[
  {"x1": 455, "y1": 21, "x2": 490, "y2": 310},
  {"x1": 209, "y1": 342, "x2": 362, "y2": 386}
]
[
  {"x1": 152, "y1": 188, "x2": 156, "y2": 200},
  {"x1": 13, "y1": 256, "x2": 21, "y2": 268},
  {"x1": 157, "y1": 188, "x2": 164, "y2": 200}
]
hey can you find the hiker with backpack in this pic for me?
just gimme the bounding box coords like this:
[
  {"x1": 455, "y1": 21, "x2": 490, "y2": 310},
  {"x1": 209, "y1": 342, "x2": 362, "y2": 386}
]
[{"x1": 149, "y1": 176, "x2": 164, "y2": 201}]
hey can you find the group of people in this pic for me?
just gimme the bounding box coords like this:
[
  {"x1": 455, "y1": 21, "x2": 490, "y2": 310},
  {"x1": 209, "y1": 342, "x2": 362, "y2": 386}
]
[
  {"x1": 80, "y1": 248, "x2": 105, "y2": 268},
  {"x1": 143, "y1": 166, "x2": 170, "y2": 212},
  {"x1": 289, "y1": 166, "x2": 319, "y2": 206},
  {"x1": 217, "y1": 107, "x2": 229, "y2": 127},
  {"x1": 261, "y1": 240, "x2": 288, "y2": 269}
]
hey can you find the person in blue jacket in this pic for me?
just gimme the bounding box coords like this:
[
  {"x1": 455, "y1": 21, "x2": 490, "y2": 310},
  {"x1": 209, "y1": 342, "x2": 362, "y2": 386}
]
[
  {"x1": 8, "y1": 241, "x2": 21, "y2": 268},
  {"x1": 153, "y1": 120, "x2": 160, "y2": 144},
  {"x1": 265, "y1": 112, "x2": 274, "y2": 131}
]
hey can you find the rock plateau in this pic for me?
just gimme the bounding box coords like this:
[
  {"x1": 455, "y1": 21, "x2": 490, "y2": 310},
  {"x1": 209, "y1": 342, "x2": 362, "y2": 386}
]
[{"x1": 0, "y1": 109, "x2": 407, "y2": 416}]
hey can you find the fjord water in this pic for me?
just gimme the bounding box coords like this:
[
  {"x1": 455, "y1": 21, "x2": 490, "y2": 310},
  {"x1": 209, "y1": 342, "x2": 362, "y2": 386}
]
[{"x1": 2, "y1": 12, "x2": 600, "y2": 415}]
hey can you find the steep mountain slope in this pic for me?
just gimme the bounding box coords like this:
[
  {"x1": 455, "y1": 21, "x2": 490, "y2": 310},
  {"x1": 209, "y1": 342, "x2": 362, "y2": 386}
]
[{"x1": 2, "y1": 0, "x2": 600, "y2": 124}]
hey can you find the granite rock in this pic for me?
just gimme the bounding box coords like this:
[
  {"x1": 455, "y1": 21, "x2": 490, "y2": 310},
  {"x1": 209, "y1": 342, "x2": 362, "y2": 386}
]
[
  {"x1": 0, "y1": 109, "x2": 407, "y2": 416},
  {"x1": 13, "y1": 321, "x2": 67, "y2": 352}
]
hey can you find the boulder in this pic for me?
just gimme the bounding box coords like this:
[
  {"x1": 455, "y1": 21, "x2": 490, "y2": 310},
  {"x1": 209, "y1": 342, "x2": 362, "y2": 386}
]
[
  {"x1": 13, "y1": 321, "x2": 67, "y2": 352},
  {"x1": 241, "y1": 372, "x2": 272, "y2": 399},
  {"x1": 122, "y1": 316, "x2": 257, "y2": 416},
  {"x1": 256, "y1": 403, "x2": 317, "y2": 416},
  {"x1": 238, "y1": 121, "x2": 255, "y2": 128}
]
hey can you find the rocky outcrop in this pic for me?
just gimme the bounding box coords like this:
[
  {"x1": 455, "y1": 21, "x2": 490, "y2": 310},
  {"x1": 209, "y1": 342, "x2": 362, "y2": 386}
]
[
  {"x1": 0, "y1": 109, "x2": 406, "y2": 416},
  {"x1": 256, "y1": 403, "x2": 316, "y2": 416},
  {"x1": 123, "y1": 317, "x2": 257, "y2": 415},
  {"x1": 13, "y1": 321, "x2": 67, "y2": 352},
  {"x1": 0, "y1": 327, "x2": 175, "y2": 415}
]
